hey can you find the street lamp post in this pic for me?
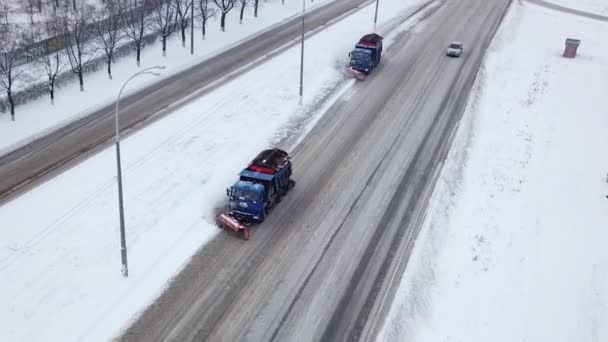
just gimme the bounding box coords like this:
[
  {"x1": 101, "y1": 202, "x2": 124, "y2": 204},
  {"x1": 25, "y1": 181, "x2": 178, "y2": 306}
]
[
  {"x1": 373, "y1": 0, "x2": 379, "y2": 27},
  {"x1": 115, "y1": 66, "x2": 165, "y2": 277},
  {"x1": 298, "y1": 0, "x2": 305, "y2": 104}
]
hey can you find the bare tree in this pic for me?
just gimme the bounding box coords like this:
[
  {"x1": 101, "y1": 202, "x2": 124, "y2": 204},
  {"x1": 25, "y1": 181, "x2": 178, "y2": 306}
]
[
  {"x1": 29, "y1": 12, "x2": 65, "y2": 105},
  {"x1": 39, "y1": 33, "x2": 66, "y2": 105},
  {"x1": 174, "y1": 0, "x2": 192, "y2": 47},
  {"x1": 0, "y1": 0, "x2": 10, "y2": 24},
  {"x1": 60, "y1": 0, "x2": 95, "y2": 91},
  {"x1": 154, "y1": 0, "x2": 177, "y2": 56},
  {"x1": 48, "y1": 0, "x2": 60, "y2": 13},
  {"x1": 122, "y1": 0, "x2": 150, "y2": 66},
  {"x1": 196, "y1": 0, "x2": 216, "y2": 40},
  {"x1": 213, "y1": 0, "x2": 235, "y2": 32},
  {"x1": 0, "y1": 24, "x2": 26, "y2": 120},
  {"x1": 237, "y1": 0, "x2": 249, "y2": 24},
  {"x1": 24, "y1": 0, "x2": 37, "y2": 24},
  {"x1": 95, "y1": 0, "x2": 124, "y2": 79},
  {"x1": 253, "y1": 0, "x2": 258, "y2": 17},
  {"x1": 41, "y1": 42, "x2": 65, "y2": 105}
]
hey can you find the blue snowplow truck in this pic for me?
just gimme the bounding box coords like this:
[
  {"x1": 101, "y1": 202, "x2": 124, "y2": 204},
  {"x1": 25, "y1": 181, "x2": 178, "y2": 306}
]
[
  {"x1": 216, "y1": 149, "x2": 296, "y2": 240},
  {"x1": 345, "y1": 33, "x2": 383, "y2": 80}
]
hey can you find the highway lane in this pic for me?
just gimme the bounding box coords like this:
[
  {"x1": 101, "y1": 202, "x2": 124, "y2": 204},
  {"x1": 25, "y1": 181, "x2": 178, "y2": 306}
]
[
  {"x1": 0, "y1": 0, "x2": 383, "y2": 204},
  {"x1": 121, "y1": 0, "x2": 512, "y2": 341}
]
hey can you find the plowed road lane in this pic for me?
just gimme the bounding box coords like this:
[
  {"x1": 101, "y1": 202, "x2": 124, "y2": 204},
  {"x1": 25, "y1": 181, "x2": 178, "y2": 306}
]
[
  {"x1": 0, "y1": 0, "x2": 377, "y2": 204},
  {"x1": 121, "y1": 0, "x2": 512, "y2": 341}
]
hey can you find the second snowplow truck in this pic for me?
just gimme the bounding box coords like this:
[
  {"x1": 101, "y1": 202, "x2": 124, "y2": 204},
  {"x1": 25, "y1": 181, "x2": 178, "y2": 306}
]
[
  {"x1": 216, "y1": 148, "x2": 295, "y2": 240},
  {"x1": 345, "y1": 33, "x2": 383, "y2": 80}
]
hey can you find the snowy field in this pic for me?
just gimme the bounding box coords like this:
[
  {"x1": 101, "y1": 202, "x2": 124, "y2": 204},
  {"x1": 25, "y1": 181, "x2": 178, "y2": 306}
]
[
  {"x1": 0, "y1": 0, "x2": 430, "y2": 340},
  {"x1": 548, "y1": 0, "x2": 608, "y2": 14},
  {"x1": 1, "y1": 0, "x2": 104, "y2": 26},
  {"x1": 0, "y1": 0, "x2": 333, "y2": 153},
  {"x1": 379, "y1": 1, "x2": 608, "y2": 342}
]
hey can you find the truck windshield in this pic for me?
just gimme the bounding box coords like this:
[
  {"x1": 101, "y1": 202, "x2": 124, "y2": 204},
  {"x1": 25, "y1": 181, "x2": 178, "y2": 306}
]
[
  {"x1": 232, "y1": 189, "x2": 259, "y2": 202},
  {"x1": 351, "y1": 50, "x2": 371, "y2": 63},
  {"x1": 449, "y1": 43, "x2": 461, "y2": 49}
]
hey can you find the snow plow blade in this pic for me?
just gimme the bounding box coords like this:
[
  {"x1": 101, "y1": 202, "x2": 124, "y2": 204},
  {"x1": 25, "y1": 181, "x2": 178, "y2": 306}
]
[
  {"x1": 344, "y1": 66, "x2": 366, "y2": 80},
  {"x1": 217, "y1": 212, "x2": 251, "y2": 240}
]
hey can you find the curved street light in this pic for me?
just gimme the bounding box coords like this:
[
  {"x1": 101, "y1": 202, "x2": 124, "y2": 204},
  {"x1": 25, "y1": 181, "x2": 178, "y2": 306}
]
[{"x1": 115, "y1": 65, "x2": 166, "y2": 277}]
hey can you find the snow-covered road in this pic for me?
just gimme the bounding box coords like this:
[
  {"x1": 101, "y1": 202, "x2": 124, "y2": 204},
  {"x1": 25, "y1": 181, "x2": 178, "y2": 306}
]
[
  {"x1": 121, "y1": 0, "x2": 511, "y2": 340},
  {"x1": 1, "y1": 0, "x2": 458, "y2": 340}
]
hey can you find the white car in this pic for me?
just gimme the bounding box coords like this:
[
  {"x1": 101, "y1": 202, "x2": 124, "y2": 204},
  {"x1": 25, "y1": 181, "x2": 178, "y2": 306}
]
[{"x1": 446, "y1": 41, "x2": 463, "y2": 57}]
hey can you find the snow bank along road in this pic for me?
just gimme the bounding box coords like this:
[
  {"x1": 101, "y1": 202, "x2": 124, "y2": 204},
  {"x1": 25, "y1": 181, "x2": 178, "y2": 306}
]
[
  {"x1": 526, "y1": 0, "x2": 608, "y2": 21},
  {"x1": 0, "y1": 0, "x2": 376, "y2": 204},
  {"x1": 121, "y1": 0, "x2": 512, "y2": 340}
]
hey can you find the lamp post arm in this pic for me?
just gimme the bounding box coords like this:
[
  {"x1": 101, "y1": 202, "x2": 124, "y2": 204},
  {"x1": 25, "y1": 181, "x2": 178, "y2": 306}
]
[{"x1": 115, "y1": 67, "x2": 165, "y2": 142}]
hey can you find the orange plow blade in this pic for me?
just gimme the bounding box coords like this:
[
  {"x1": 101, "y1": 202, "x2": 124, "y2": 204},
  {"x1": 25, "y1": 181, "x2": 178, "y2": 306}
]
[
  {"x1": 344, "y1": 66, "x2": 366, "y2": 80},
  {"x1": 217, "y1": 212, "x2": 251, "y2": 240}
]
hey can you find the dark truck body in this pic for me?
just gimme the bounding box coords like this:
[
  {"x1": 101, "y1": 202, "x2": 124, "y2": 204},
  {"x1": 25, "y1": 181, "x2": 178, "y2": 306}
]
[
  {"x1": 217, "y1": 149, "x2": 295, "y2": 239},
  {"x1": 346, "y1": 33, "x2": 384, "y2": 79}
]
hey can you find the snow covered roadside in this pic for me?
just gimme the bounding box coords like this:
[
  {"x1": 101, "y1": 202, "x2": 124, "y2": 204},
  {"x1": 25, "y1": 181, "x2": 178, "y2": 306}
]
[
  {"x1": 0, "y1": 0, "x2": 335, "y2": 153},
  {"x1": 378, "y1": 1, "x2": 608, "y2": 342},
  {"x1": 546, "y1": 0, "x2": 608, "y2": 15},
  {"x1": 0, "y1": 0, "x2": 430, "y2": 340}
]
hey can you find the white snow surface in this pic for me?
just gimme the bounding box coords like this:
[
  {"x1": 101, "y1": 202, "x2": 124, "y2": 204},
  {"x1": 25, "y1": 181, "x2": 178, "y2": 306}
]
[
  {"x1": 379, "y1": 2, "x2": 608, "y2": 342},
  {"x1": 547, "y1": 0, "x2": 608, "y2": 15},
  {"x1": 0, "y1": 0, "x2": 430, "y2": 340},
  {"x1": 2, "y1": 0, "x2": 105, "y2": 28},
  {"x1": 0, "y1": 0, "x2": 334, "y2": 153}
]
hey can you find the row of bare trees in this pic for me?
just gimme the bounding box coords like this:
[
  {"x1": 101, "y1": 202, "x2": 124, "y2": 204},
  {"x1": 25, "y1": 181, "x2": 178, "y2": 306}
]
[
  {"x1": 0, "y1": 0, "x2": 268, "y2": 120},
  {"x1": 0, "y1": 25, "x2": 23, "y2": 120}
]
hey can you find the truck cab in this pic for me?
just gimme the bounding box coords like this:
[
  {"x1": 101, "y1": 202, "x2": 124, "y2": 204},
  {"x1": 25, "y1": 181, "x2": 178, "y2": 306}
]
[
  {"x1": 227, "y1": 180, "x2": 267, "y2": 222},
  {"x1": 349, "y1": 48, "x2": 374, "y2": 73}
]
